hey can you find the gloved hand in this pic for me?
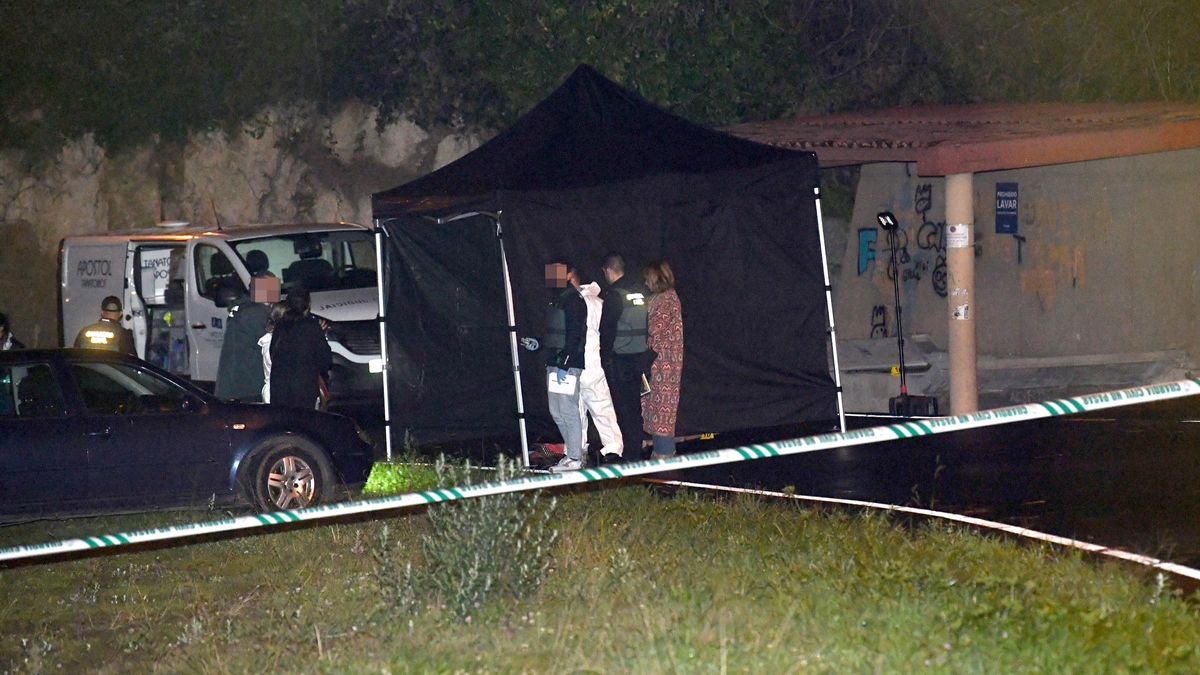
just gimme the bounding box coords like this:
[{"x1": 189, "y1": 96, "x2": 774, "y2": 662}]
[{"x1": 555, "y1": 368, "x2": 568, "y2": 383}]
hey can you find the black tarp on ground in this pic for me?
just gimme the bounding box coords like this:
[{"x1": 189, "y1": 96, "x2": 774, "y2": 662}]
[{"x1": 373, "y1": 65, "x2": 836, "y2": 444}]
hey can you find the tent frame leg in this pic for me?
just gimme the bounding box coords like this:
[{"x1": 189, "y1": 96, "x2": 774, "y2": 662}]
[
  {"x1": 373, "y1": 220, "x2": 395, "y2": 461},
  {"x1": 813, "y1": 187, "x2": 847, "y2": 433},
  {"x1": 494, "y1": 215, "x2": 532, "y2": 467}
]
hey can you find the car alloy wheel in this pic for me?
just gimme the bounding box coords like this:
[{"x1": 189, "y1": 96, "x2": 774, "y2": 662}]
[
  {"x1": 266, "y1": 453, "x2": 317, "y2": 510},
  {"x1": 246, "y1": 435, "x2": 334, "y2": 512}
]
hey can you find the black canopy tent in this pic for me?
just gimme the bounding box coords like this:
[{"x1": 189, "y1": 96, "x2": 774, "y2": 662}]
[{"x1": 371, "y1": 65, "x2": 845, "y2": 462}]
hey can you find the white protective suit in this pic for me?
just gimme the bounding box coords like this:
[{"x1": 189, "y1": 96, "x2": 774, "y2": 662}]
[{"x1": 577, "y1": 281, "x2": 623, "y2": 458}]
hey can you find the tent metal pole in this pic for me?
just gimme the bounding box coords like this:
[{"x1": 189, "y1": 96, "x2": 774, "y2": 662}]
[
  {"x1": 373, "y1": 220, "x2": 395, "y2": 461},
  {"x1": 495, "y1": 216, "x2": 532, "y2": 467},
  {"x1": 813, "y1": 187, "x2": 847, "y2": 433}
]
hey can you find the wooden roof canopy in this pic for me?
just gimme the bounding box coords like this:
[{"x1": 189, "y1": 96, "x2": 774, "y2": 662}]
[{"x1": 728, "y1": 103, "x2": 1200, "y2": 176}]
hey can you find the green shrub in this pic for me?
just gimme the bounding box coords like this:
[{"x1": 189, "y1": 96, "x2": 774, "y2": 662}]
[
  {"x1": 372, "y1": 454, "x2": 558, "y2": 621},
  {"x1": 361, "y1": 462, "x2": 439, "y2": 497}
]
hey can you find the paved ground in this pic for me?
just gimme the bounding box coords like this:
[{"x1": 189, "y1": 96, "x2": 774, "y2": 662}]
[{"x1": 677, "y1": 397, "x2": 1200, "y2": 569}]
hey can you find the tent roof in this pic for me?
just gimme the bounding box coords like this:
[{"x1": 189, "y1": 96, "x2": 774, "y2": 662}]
[{"x1": 371, "y1": 65, "x2": 810, "y2": 218}]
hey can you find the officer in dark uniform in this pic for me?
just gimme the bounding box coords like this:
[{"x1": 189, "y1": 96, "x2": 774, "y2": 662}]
[
  {"x1": 74, "y1": 295, "x2": 136, "y2": 356},
  {"x1": 599, "y1": 253, "x2": 651, "y2": 462}
]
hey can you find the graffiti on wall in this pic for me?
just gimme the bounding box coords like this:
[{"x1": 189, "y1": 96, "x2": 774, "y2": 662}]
[
  {"x1": 913, "y1": 183, "x2": 948, "y2": 297},
  {"x1": 880, "y1": 227, "x2": 910, "y2": 282},
  {"x1": 856, "y1": 229, "x2": 877, "y2": 275},
  {"x1": 859, "y1": 181, "x2": 950, "y2": 296},
  {"x1": 855, "y1": 184, "x2": 948, "y2": 297},
  {"x1": 856, "y1": 182, "x2": 955, "y2": 335},
  {"x1": 869, "y1": 304, "x2": 889, "y2": 338}
]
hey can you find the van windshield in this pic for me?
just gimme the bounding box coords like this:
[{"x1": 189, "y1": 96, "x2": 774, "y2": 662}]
[{"x1": 230, "y1": 230, "x2": 376, "y2": 293}]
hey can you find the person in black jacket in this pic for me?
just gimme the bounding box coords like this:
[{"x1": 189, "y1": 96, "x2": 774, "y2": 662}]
[
  {"x1": 268, "y1": 286, "x2": 331, "y2": 409},
  {"x1": 543, "y1": 261, "x2": 588, "y2": 472}
]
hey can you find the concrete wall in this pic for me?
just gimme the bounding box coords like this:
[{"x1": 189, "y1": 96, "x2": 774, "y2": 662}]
[
  {"x1": 0, "y1": 103, "x2": 481, "y2": 348},
  {"x1": 832, "y1": 149, "x2": 1200, "y2": 407}
]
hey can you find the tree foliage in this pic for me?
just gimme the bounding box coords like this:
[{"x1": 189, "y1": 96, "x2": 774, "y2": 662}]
[
  {"x1": 0, "y1": 0, "x2": 1196, "y2": 156},
  {"x1": 918, "y1": 0, "x2": 1200, "y2": 104},
  {"x1": 0, "y1": 0, "x2": 374, "y2": 151},
  {"x1": 355, "y1": 0, "x2": 943, "y2": 129}
]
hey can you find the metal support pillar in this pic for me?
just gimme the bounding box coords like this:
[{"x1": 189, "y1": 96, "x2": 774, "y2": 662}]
[{"x1": 945, "y1": 173, "x2": 979, "y2": 414}]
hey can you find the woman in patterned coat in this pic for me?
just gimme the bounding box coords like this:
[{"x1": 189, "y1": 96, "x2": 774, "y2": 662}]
[{"x1": 641, "y1": 260, "x2": 683, "y2": 458}]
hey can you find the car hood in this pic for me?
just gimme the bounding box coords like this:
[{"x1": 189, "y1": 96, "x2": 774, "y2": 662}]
[
  {"x1": 309, "y1": 287, "x2": 378, "y2": 322},
  {"x1": 216, "y1": 401, "x2": 365, "y2": 447}
]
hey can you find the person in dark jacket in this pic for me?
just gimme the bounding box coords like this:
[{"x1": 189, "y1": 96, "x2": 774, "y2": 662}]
[
  {"x1": 74, "y1": 296, "x2": 136, "y2": 356},
  {"x1": 543, "y1": 261, "x2": 588, "y2": 472},
  {"x1": 268, "y1": 286, "x2": 331, "y2": 409},
  {"x1": 600, "y1": 253, "x2": 651, "y2": 462},
  {"x1": 0, "y1": 312, "x2": 25, "y2": 351},
  {"x1": 215, "y1": 276, "x2": 278, "y2": 401}
]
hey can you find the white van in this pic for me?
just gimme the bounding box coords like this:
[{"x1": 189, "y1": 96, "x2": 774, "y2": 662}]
[{"x1": 59, "y1": 222, "x2": 382, "y2": 400}]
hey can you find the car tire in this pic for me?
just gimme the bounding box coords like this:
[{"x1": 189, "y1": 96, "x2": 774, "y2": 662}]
[{"x1": 245, "y1": 435, "x2": 335, "y2": 512}]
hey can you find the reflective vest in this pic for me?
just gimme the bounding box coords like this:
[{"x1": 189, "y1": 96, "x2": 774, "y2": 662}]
[
  {"x1": 613, "y1": 288, "x2": 649, "y2": 354},
  {"x1": 74, "y1": 319, "x2": 132, "y2": 354},
  {"x1": 543, "y1": 291, "x2": 582, "y2": 353},
  {"x1": 82, "y1": 327, "x2": 117, "y2": 347}
]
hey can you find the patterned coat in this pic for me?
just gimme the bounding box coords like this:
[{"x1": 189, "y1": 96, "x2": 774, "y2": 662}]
[{"x1": 642, "y1": 289, "x2": 683, "y2": 436}]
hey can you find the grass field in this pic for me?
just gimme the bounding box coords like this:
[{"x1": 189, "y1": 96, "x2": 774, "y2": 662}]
[{"x1": 1, "y1": 483, "x2": 1198, "y2": 673}]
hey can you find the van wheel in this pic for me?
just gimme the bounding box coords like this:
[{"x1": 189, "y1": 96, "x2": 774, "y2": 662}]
[{"x1": 246, "y1": 436, "x2": 334, "y2": 511}]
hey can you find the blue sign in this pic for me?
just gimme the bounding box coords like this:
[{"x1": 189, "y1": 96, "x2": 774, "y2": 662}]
[{"x1": 996, "y1": 182, "x2": 1018, "y2": 234}]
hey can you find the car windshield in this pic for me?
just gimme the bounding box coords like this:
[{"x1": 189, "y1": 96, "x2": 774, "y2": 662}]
[{"x1": 230, "y1": 230, "x2": 376, "y2": 294}]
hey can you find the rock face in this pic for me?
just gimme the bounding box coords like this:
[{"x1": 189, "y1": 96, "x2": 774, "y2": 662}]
[{"x1": 0, "y1": 103, "x2": 480, "y2": 347}]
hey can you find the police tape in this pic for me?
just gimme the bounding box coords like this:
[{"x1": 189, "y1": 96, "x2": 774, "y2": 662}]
[
  {"x1": 645, "y1": 479, "x2": 1200, "y2": 581},
  {"x1": 1, "y1": 378, "x2": 1198, "y2": 564}
]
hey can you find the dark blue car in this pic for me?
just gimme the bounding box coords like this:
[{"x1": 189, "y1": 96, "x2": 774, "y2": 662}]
[{"x1": 0, "y1": 349, "x2": 377, "y2": 519}]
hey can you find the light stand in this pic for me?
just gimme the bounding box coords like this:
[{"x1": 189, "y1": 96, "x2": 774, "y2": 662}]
[{"x1": 877, "y1": 211, "x2": 939, "y2": 417}]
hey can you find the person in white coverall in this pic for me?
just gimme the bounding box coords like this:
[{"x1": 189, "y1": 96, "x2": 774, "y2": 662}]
[{"x1": 576, "y1": 275, "x2": 624, "y2": 462}]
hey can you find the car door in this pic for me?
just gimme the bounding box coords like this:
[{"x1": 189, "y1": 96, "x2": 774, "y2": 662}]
[
  {"x1": 60, "y1": 241, "x2": 129, "y2": 349},
  {"x1": 187, "y1": 240, "x2": 248, "y2": 382},
  {"x1": 133, "y1": 244, "x2": 188, "y2": 374},
  {"x1": 67, "y1": 360, "x2": 231, "y2": 509},
  {"x1": 0, "y1": 361, "x2": 90, "y2": 516}
]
